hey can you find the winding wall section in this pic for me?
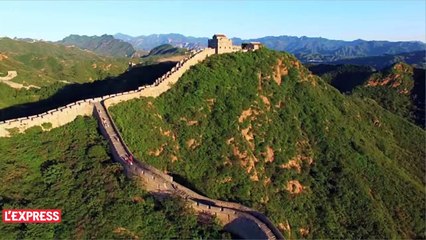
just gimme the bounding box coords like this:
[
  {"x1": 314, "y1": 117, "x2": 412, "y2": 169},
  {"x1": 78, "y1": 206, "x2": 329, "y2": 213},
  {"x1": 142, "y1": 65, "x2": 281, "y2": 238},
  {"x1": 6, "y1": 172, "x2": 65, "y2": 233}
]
[
  {"x1": 0, "y1": 49, "x2": 210, "y2": 137},
  {"x1": 0, "y1": 48, "x2": 284, "y2": 239},
  {"x1": 95, "y1": 101, "x2": 283, "y2": 240}
]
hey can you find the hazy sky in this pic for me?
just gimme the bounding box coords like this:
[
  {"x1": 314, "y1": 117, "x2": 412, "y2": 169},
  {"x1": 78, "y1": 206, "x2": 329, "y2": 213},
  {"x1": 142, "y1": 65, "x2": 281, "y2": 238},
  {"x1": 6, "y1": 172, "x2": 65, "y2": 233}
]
[{"x1": 1, "y1": 0, "x2": 425, "y2": 42}]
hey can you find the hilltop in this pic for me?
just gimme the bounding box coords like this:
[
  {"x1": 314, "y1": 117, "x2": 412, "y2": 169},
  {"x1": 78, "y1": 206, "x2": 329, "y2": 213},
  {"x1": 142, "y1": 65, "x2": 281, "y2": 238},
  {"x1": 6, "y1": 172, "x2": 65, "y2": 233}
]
[
  {"x1": 59, "y1": 34, "x2": 136, "y2": 57},
  {"x1": 109, "y1": 48, "x2": 425, "y2": 239},
  {"x1": 0, "y1": 38, "x2": 128, "y2": 109}
]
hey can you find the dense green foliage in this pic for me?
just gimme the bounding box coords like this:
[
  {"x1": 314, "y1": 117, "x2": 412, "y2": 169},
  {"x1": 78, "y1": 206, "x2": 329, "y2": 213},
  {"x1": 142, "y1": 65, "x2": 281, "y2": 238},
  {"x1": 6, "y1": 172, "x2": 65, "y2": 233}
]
[
  {"x1": 59, "y1": 34, "x2": 135, "y2": 57},
  {"x1": 110, "y1": 49, "x2": 425, "y2": 239},
  {"x1": 0, "y1": 38, "x2": 128, "y2": 108},
  {"x1": 0, "y1": 38, "x2": 127, "y2": 86},
  {"x1": 0, "y1": 117, "x2": 226, "y2": 238}
]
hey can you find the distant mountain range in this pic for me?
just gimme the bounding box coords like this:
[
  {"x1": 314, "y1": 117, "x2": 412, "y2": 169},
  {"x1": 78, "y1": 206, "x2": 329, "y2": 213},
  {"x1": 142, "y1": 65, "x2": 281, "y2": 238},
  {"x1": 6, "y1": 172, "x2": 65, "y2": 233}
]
[
  {"x1": 115, "y1": 33, "x2": 426, "y2": 62},
  {"x1": 114, "y1": 33, "x2": 208, "y2": 51},
  {"x1": 58, "y1": 34, "x2": 136, "y2": 57},
  {"x1": 322, "y1": 50, "x2": 426, "y2": 69}
]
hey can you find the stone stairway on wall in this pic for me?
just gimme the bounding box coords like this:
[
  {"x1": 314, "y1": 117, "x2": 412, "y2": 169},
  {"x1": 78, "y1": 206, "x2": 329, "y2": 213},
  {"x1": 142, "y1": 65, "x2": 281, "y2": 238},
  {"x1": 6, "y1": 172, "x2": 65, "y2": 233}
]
[{"x1": 94, "y1": 101, "x2": 282, "y2": 240}]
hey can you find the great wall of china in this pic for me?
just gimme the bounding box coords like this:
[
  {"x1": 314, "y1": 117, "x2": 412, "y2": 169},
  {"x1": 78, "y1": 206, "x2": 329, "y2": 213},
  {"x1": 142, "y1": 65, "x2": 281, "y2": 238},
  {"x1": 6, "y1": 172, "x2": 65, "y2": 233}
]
[{"x1": 0, "y1": 41, "x2": 284, "y2": 239}]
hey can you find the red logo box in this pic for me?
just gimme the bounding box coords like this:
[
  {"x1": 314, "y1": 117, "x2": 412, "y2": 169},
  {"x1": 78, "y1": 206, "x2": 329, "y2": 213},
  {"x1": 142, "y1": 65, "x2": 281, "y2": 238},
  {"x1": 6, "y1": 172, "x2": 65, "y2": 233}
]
[{"x1": 2, "y1": 209, "x2": 61, "y2": 223}]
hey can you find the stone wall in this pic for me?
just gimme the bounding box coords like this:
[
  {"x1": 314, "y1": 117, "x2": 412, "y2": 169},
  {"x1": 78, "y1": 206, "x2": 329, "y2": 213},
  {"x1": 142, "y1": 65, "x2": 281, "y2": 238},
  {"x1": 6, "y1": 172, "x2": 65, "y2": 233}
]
[{"x1": 0, "y1": 100, "x2": 94, "y2": 137}]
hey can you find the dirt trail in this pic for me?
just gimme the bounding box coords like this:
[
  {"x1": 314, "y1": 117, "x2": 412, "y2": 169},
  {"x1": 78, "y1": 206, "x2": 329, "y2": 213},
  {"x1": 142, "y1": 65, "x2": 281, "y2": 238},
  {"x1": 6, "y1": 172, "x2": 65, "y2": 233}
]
[{"x1": 0, "y1": 71, "x2": 40, "y2": 89}]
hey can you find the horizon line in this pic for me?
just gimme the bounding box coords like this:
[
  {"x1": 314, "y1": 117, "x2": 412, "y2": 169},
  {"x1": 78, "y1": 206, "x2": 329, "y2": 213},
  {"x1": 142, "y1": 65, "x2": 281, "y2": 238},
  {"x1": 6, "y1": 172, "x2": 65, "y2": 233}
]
[{"x1": 1, "y1": 33, "x2": 425, "y2": 44}]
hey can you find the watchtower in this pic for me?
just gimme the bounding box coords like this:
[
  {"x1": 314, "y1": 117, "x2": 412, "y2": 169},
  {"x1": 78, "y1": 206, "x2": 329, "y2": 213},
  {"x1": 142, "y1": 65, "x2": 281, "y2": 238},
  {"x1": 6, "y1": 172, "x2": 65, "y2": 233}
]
[{"x1": 208, "y1": 34, "x2": 240, "y2": 54}]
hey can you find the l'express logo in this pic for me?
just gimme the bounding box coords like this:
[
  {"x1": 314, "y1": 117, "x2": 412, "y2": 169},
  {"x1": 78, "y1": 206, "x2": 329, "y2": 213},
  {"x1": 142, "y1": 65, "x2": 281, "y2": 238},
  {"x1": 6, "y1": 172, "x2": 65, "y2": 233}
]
[{"x1": 2, "y1": 209, "x2": 61, "y2": 223}]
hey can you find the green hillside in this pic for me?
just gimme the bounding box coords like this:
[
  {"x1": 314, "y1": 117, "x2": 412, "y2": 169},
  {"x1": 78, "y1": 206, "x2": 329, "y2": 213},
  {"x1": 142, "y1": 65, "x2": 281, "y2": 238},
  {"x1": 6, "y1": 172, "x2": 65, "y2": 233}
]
[
  {"x1": 352, "y1": 63, "x2": 416, "y2": 123},
  {"x1": 59, "y1": 34, "x2": 136, "y2": 57},
  {"x1": 110, "y1": 49, "x2": 425, "y2": 239},
  {"x1": 0, "y1": 117, "x2": 226, "y2": 238},
  {"x1": 0, "y1": 38, "x2": 128, "y2": 109},
  {"x1": 147, "y1": 44, "x2": 187, "y2": 56},
  {"x1": 139, "y1": 44, "x2": 188, "y2": 65}
]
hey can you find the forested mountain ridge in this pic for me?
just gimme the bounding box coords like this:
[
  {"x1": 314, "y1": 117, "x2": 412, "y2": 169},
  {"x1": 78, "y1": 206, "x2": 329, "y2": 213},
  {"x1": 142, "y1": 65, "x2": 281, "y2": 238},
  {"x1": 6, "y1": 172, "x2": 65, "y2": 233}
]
[
  {"x1": 322, "y1": 50, "x2": 426, "y2": 69},
  {"x1": 59, "y1": 34, "x2": 136, "y2": 57},
  {"x1": 233, "y1": 36, "x2": 425, "y2": 62},
  {"x1": 109, "y1": 48, "x2": 425, "y2": 239}
]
